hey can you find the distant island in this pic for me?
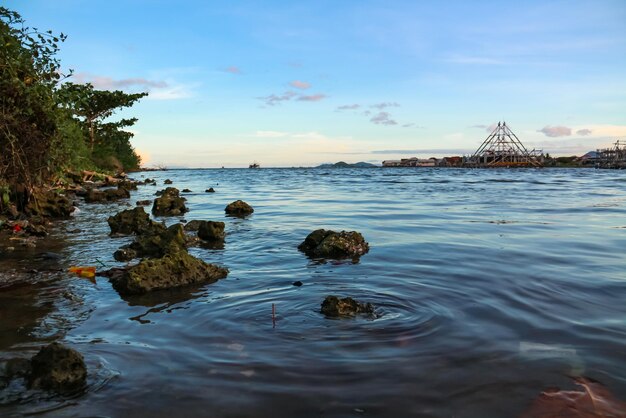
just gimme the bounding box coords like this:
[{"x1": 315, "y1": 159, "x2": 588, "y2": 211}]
[{"x1": 316, "y1": 161, "x2": 378, "y2": 168}]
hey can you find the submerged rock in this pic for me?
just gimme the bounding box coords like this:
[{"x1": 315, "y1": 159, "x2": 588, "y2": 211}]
[
  {"x1": 182, "y1": 188, "x2": 192, "y2": 193},
  {"x1": 108, "y1": 250, "x2": 228, "y2": 295},
  {"x1": 28, "y1": 342, "x2": 87, "y2": 393},
  {"x1": 298, "y1": 229, "x2": 369, "y2": 259},
  {"x1": 321, "y1": 296, "x2": 374, "y2": 317},
  {"x1": 108, "y1": 207, "x2": 152, "y2": 235},
  {"x1": 225, "y1": 200, "x2": 254, "y2": 216},
  {"x1": 152, "y1": 187, "x2": 187, "y2": 216},
  {"x1": 197, "y1": 221, "x2": 225, "y2": 242},
  {"x1": 136, "y1": 199, "x2": 151, "y2": 206}
]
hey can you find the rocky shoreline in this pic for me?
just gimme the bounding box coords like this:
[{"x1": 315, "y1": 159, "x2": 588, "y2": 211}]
[{"x1": 1, "y1": 171, "x2": 374, "y2": 398}]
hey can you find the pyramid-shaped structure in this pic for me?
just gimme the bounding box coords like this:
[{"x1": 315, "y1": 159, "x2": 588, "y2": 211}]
[{"x1": 465, "y1": 122, "x2": 543, "y2": 167}]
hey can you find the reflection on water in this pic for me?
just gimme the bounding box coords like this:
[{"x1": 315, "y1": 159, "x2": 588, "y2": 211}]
[{"x1": 1, "y1": 167, "x2": 626, "y2": 417}]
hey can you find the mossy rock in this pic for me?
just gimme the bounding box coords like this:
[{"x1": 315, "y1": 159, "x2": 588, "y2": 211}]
[
  {"x1": 26, "y1": 190, "x2": 73, "y2": 218},
  {"x1": 107, "y1": 207, "x2": 152, "y2": 235},
  {"x1": 225, "y1": 200, "x2": 254, "y2": 216},
  {"x1": 152, "y1": 188, "x2": 187, "y2": 216},
  {"x1": 120, "y1": 223, "x2": 184, "y2": 260},
  {"x1": 109, "y1": 251, "x2": 228, "y2": 295},
  {"x1": 117, "y1": 180, "x2": 138, "y2": 191},
  {"x1": 28, "y1": 342, "x2": 87, "y2": 394},
  {"x1": 184, "y1": 220, "x2": 202, "y2": 231},
  {"x1": 321, "y1": 296, "x2": 374, "y2": 317},
  {"x1": 298, "y1": 229, "x2": 369, "y2": 259},
  {"x1": 197, "y1": 221, "x2": 225, "y2": 241}
]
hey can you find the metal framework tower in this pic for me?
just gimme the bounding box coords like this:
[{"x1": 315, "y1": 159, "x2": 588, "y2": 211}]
[
  {"x1": 464, "y1": 122, "x2": 543, "y2": 168},
  {"x1": 596, "y1": 140, "x2": 626, "y2": 169}
]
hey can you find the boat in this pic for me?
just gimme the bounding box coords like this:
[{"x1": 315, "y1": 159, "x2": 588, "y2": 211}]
[{"x1": 249, "y1": 162, "x2": 260, "y2": 169}]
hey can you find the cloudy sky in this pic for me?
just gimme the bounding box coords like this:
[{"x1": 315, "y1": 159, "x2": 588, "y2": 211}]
[{"x1": 8, "y1": 0, "x2": 626, "y2": 167}]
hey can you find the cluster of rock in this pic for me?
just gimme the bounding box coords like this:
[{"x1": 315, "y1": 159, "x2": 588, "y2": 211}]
[
  {"x1": 104, "y1": 204, "x2": 228, "y2": 295},
  {"x1": 296, "y1": 229, "x2": 374, "y2": 318}
]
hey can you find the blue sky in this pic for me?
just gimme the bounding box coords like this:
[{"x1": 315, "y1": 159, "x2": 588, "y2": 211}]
[{"x1": 7, "y1": 0, "x2": 626, "y2": 167}]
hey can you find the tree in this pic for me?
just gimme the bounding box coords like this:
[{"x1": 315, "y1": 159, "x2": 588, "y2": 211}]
[
  {"x1": 0, "y1": 7, "x2": 68, "y2": 187},
  {"x1": 56, "y1": 82, "x2": 147, "y2": 150}
]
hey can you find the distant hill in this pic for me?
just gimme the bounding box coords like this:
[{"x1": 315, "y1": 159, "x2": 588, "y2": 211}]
[{"x1": 316, "y1": 161, "x2": 379, "y2": 168}]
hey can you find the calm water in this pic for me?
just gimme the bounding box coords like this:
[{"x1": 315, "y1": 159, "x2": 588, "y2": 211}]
[{"x1": 1, "y1": 168, "x2": 626, "y2": 417}]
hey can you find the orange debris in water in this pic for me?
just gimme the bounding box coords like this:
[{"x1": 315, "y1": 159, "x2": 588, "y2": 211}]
[{"x1": 68, "y1": 266, "x2": 96, "y2": 279}]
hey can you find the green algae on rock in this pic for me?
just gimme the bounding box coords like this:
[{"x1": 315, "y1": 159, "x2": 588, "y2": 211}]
[
  {"x1": 107, "y1": 206, "x2": 152, "y2": 235},
  {"x1": 183, "y1": 219, "x2": 203, "y2": 231},
  {"x1": 28, "y1": 342, "x2": 87, "y2": 394},
  {"x1": 152, "y1": 187, "x2": 188, "y2": 216},
  {"x1": 84, "y1": 186, "x2": 130, "y2": 203},
  {"x1": 321, "y1": 296, "x2": 374, "y2": 317},
  {"x1": 298, "y1": 229, "x2": 369, "y2": 259},
  {"x1": 113, "y1": 223, "x2": 184, "y2": 261},
  {"x1": 109, "y1": 250, "x2": 228, "y2": 295},
  {"x1": 26, "y1": 190, "x2": 74, "y2": 218},
  {"x1": 224, "y1": 200, "x2": 254, "y2": 216}
]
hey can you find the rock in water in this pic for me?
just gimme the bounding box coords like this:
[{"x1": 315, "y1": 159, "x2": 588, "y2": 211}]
[
  {"x1": 136, "y1": 200, "x2": 151, "y2": 206},
  {"x1": 205, "y1": 187, "x2": 215, "y2": 193},
  {"x1": 114, "y1": 223, "x2": 184, "y2": 261},
  {"x1": 164, "y1": 179, "x2": 173, "y2": 184},
  {"x1": 224, "y1": 200, "x2": 254, "y2": 216},
  {"x1": 298, "y1": 229, "x2": 369, "y2": 258},
  {"x1": 108, "y1": 207, "x2": 152, "y2": 235},
  {"x1": 183, "y1": 220, "x2": 202, "y2": 231},
  {"x1": 84, "y1": 187, "x2": 130, "y2": 203},
  {"x1": 27, "y1": 190, "x2": 74, "y2": 218},
  {"x1": 109, "y1": 250, "x2": 228, "y2": 295},
  {"x1": 321, "y1": 296, "x2": 374, "y2": 317},
  {"x1": 198, "y1": 221, "x2": 225, "y2": 241},
  {"x1": 152, "y1": 187, "x2": 188, "y2": 216},
  {"x1": 28, "y1": 342, "x2": 87, "y2": 393}
]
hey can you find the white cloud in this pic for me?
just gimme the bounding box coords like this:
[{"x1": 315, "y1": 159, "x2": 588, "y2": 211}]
[
  {"x1": 71, "y1": 72, "x2": 194, "y2": 101},
  {"x1": 289, "y1": 80, "x2": 311, "y2": 89},
  {"x1": 370, "y1": 111, "x2": 398, "y2": 125},
  {"x1": 371, "y1": 102, "x2": 400, "y2": 110},
  {"x1": 336, "y1": 104, "x2": 360, "y2": 111},
  {"x1": 297, "y1": 94, "x2": 327, "y2": 102},
  {"x1": 538, "y1": 125, "x2": 572, "y2": 137}
]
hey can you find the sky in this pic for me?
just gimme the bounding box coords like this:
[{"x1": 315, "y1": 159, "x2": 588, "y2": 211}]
[{"x1": 7, "y1": 0, "x2": 626, "y2": 167}]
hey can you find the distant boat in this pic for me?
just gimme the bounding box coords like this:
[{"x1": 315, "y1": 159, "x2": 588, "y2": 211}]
[{"x1": 249, "y1": 162, "x2": 260, "y2": 169}]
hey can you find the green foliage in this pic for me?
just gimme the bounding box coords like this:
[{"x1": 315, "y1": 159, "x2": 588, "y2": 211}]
[
  {"x1": 0, "y1": 5, "x2": 147, "y2": 194},
  {"x1": 57, "y1": 82, "x2": 146, "y2": 171},
  {"x1": 0, "y1": 7, "x2": 69, "y2": 186},
  {"x1": 51, "y1": 111, "x2": 95, "y2": 173},
  {"x1": 57, "y1": 82, "x2": 147, "y2": 151}
]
